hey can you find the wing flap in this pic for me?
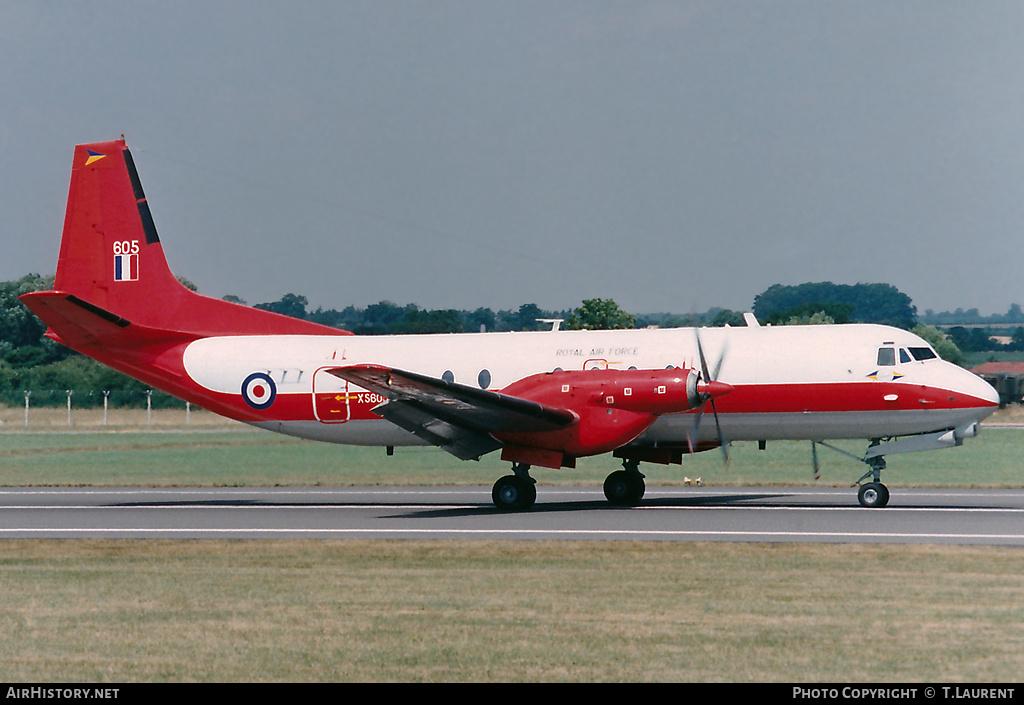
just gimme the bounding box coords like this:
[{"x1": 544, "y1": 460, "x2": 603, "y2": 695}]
[{"x1": 375, "y1": 399, "x2": 503, "y2": 461}]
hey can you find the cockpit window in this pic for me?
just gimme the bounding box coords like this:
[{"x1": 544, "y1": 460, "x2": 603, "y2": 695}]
[
  {"x1": 909, "y1": 347, "x2": 938, "y2": 361},
  {"x1": 877, "y1": 347, "x2": 896, "y2": 366},
  {"x1": 899, "y1": 348, "x2": 912, "y2": 364}
]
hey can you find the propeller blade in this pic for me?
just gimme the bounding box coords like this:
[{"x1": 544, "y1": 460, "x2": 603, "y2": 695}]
[
  {"x1": 691, "y1": 327, "x2": 731, "y2": 465},
  {"x1": 687, "y1": 405, "x2": 705, "y2": 454},
  {"x1": 695, "y1": 328, "x2": 712, "y2": 384},
  {"x1": 709, "y1": 398, "x2": 730, "y2": 466}
]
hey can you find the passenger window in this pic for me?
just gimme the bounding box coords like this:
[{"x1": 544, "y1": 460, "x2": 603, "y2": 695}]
[
  {"x1": 899, "y1": 349, "x2": 912, "y2": 364},
  {"x1": 877, "y1": 348, "x2": 896, "y2": 366}
]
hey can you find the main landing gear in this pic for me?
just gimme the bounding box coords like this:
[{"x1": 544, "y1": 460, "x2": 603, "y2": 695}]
[
  {"x1": 492, "y1": 463, "x2": 537, "y2": 511},
  {"x1": 491, "y1": 458, "x2": 648, "y2": 511},
  {"x1": 603, "y1": 458, "x2": 646, "y2": 506}
]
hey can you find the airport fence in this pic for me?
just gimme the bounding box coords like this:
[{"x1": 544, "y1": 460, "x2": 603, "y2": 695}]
[{"x1": 0, "y1": 388, "x2": 202, "y2": 427}]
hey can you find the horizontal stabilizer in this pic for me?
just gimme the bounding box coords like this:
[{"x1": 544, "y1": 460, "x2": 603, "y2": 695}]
[{"x1": 19, "y1": 291, "x2": 191, "y2": 347}]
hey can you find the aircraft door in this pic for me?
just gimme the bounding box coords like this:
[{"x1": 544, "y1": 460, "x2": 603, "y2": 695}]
[{"x1": 313, "y1": 367, "x2": 351, "y2": 423}]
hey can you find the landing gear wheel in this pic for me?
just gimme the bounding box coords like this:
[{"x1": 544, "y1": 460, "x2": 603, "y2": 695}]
[
  {"x1": 492, "y1": 475, "x2": 536, "y2": 511},
  {"x1": 603, "y1": 470, "x2": 645, "y2": 506},
  {"x1": 857, "y1": 482, "x2": 890, "y2": 508}
]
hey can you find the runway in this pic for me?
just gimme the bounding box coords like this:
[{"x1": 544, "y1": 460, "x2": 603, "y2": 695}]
[{"x1": 1, "y1": 485, "x2": 1023, "y2": 544}]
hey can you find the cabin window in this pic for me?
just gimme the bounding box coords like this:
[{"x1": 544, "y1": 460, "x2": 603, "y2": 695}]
[
  {"x1": 441, "y1": 370, "x2": 455, "y2": 384},
  {"x1": 478, "y1": 369, "x2": 491, "y2": 389},
  {"x1": 877, "y1": 347, "x2": 896, "y2": 366},
  {"x1": 909, "y1": 347, "x2": 938, "y2": 361}
]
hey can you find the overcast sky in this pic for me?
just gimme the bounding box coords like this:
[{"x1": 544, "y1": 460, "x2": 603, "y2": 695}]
[{"x1": 3, "y1": 1, "x2": 1023, "y2": 317}]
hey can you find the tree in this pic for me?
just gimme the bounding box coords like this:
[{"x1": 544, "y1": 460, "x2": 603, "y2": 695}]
[
  {"x1": 462, "y1": 307, "x2": 496, "y2": 333},
  {"x1": 781, "y1": 311, "x2": 836, "y2": 326},
  {"x1": 499, "y1": 303, "x2": 546, "y2": 331},
  {"x1": 565, "y1": 298, "x2": 636, "y2": 330},
  {"x1": 1012, "y1": 327, "x2": 1024, "y2": 352},
  {"x1": 753, "y1": 282, "x2": 917, "y2": 329},
  {"x1": 767, "y1": 302, "x2": 853, "y2": 326},
  {"x1": 708, "y1": 309, "x2": 746, "y2": 327},
  {"x1": 254, "y1": 293, "x2": 309, "y2": 320},
  {"x1": 357, "y1": 301, "x2": 415, "y2": 334},
  {"x1": 397, "y1": 308, "x2": 463, "y2": 334},
  {"x1": 0, "y1": 274, "x2": 69, "y2": 368},
  {"x1": 946, "y1": 326, "x2": 995, "y2": 353}
]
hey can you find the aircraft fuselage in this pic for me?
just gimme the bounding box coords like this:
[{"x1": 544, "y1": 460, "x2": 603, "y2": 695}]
[{"x1": 175, "y1": 323, "x2": 997, "y2": 448}]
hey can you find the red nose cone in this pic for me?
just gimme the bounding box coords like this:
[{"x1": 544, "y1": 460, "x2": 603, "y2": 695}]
[{"x1": 699, "y1": 380, "x2": 734, "y2": 400}]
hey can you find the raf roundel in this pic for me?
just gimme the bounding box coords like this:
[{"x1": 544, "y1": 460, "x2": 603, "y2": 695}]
[{"x1": 241, "y1": 372, "x2": 277, "y2": 409}]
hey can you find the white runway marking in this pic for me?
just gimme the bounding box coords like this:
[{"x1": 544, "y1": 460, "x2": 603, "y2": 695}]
[{"x1": 0, "y1": 527, "x2": 1023, "y2": 542}]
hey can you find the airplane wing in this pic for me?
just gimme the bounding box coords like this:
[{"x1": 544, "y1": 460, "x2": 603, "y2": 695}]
[{"x1": 325, "y1": 364, "x2": 576, "y2": 460}]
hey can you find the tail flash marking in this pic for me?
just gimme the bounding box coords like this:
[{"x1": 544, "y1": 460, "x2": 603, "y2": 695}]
[
  {"x1": 113, "y1": 253, "x2": 139, "y2": 281},
  {"x1": 84, "y1": 149, "x2": 106, "y2": 166}
]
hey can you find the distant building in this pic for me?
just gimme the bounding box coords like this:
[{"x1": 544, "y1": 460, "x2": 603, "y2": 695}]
[{"x1": 970, "y1": 362, "x2": 1024, "y2": 407}]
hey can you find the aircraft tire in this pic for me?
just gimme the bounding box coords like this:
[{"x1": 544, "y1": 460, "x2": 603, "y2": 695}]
[
  {"x1": 604, "y1": 470, "x2": 645, "y2": 506},
  {"x1": 492, "y1": 475, "x2": 536, "y2": 511},
  {"x1": 857, "y1": 482, "x2": 890, "y2": 508}
]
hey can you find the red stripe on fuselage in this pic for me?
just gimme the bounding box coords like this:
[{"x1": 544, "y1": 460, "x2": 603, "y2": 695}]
[
  {"x1": 713, "y1": 381, "x2": 992, "y2": 415},
  {"x1": 194, "y1": 380, "x2": 993, "y2": 425}
]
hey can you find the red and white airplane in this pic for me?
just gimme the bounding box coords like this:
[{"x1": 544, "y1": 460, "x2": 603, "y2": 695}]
[{"x1": 21, "y1": 139, "x2": 1000, "y2": 510}]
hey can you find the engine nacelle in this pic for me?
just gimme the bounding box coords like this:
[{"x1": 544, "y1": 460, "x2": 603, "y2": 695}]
[{"x1": 494, "y1": 367, "x2": 732, "y2": 467}]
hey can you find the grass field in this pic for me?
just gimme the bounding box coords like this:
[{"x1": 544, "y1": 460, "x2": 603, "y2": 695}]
[
  {"x1": 1, "y1": 541, "x2": 1022, "y2": 682},
  {"x1": 2, "y1": 405, "x2": 1024, "y2": 488},
  {"x1": 1, "y1": 405, "x2": 1022, "y2": 682}
]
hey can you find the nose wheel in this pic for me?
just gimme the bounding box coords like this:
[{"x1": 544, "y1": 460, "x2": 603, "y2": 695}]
[
  {"x1": 857, "y1": 481, "x2": 890, "y2": 508},
  {"x1": 856, "y1": 453, "x2": 889, "y2": 508}
]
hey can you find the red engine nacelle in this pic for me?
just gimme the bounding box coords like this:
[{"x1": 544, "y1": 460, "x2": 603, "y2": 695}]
[{"x1": 494, "y1": 367, "x2": 732, "y2": 468}]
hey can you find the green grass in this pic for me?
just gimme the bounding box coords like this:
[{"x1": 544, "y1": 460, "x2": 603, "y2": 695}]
[
  {"x1": 0, "y1": 540, "x2": 1021, "y2": 682},
  {"x1": 0, "y1": 425, "x2": 1021, "y2": 488}
]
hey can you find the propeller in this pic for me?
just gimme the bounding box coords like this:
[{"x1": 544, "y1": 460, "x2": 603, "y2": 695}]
[{"x1": 688, "y1": 327, "x2": 731, "y2": 465}]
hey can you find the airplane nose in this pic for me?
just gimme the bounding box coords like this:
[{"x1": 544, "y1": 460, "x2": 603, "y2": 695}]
[{"x1": 965, "y1": 368, "x2": 1000, "y2": 408}]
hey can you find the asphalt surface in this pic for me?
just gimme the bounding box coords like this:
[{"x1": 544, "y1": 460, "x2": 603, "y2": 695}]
[{"x1": 1, "y1": 485, "x2": 1023, "y2": 544}]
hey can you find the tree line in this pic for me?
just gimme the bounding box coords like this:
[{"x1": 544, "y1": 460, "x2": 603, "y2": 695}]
[{"x1": 0, "y1": 275, "x2": 1003, "y2": 406}]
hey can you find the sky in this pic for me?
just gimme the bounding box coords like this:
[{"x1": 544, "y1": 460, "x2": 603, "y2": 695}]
[{"x1": 3, "y1": 1, "x2": 1023, "y2": 317}]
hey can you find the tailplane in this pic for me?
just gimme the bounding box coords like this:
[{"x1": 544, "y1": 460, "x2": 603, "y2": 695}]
[{"x1": 21, "y1": 139, "x2": 343, "y2": 345}]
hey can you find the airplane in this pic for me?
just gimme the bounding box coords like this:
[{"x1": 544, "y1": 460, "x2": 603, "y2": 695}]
[{"x1": 20, "y1": 139, "x2": 1000, "y2": 511}]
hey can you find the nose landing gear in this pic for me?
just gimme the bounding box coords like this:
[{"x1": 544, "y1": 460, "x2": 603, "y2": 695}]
[
  {"x1": 813, "y1": 439, "x2": 892, "y2": 508},
  {"x1": 855, "y1": 455, "x2": 889, "y2": 508}
]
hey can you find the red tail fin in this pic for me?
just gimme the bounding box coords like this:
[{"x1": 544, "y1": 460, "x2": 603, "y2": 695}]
[{"x1": 23, "y1": 139, "x2": 344, "y2": 342}]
